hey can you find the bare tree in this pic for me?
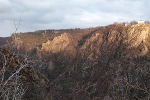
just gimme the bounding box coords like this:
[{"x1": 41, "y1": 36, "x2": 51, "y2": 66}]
[
  {"x1": 0, "y1": 16, "x2": 28, "y2": 100},
  {"x1": 0, "y1": 48, "x2": 30, "y2": 100}
]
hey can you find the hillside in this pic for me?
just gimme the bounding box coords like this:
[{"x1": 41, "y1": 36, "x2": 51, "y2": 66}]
[
  {"x1": 0, "y1": 37, "x2": 10, "y2": 46},
  {"x1": 1, "y1": 23, "x2": 150, "y2": 99}
]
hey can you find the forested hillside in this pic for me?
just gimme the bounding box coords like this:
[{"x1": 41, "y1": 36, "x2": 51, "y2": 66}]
[{"x1": 1, "y1": 23, "x2": 150, "y2": 99}]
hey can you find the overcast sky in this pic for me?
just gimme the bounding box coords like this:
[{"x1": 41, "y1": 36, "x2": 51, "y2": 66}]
[{"x1": 0, "y1": 0, "x2": 148, "y2": 37}]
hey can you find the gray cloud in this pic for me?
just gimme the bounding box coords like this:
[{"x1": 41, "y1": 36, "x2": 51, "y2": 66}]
[{"x1": 0, "y1": 0, "x2": 149, "y2": 37}]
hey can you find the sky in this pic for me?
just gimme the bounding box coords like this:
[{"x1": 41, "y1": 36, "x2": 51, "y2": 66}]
[{"x1": 0, "y1": 0, "x2": 148, "y2": 37}]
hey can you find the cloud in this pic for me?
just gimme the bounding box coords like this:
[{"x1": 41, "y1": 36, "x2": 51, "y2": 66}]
[{"x1": 0, "y1": 0, "x2": 148, "y2": 37}]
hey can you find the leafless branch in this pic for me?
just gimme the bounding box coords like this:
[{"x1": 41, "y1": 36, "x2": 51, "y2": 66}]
[{"x1": 14, "y1": 15, "x2": 22, "y2": 34}]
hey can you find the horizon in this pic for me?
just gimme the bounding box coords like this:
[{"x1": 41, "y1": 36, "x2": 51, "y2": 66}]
[
  {"x1": 0, "y1": 0, "x2": 149, "y2": 37},
  {"x1": 0, "y1": 20, "x2": 147, "y2": 37}
]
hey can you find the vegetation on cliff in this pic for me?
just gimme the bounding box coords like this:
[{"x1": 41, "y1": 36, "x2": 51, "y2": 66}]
[{"x1": 1, "y1": 22, "x2": 150, "y2": 99}]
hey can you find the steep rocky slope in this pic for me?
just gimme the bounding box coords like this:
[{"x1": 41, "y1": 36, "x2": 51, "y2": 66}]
[
  {"x1": 7, "y1": 28, "x2": 98, "y2": 52},
  {"x1": 1, "y1": 23, "x2": 150, "y2": 99},
  {"x1": 46, "y1": 23, "x2": 150, "y2": 100},
  {"x1": 37, "y1": 33, "x2": 77, "y2": 57}
]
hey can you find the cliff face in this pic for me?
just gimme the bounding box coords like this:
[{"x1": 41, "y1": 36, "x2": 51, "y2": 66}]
[
  {"x1": 7, "y1": 28, "x2": 97, "y2": 52},
  {"x1": 77, "y1": 24, "x2": 150, "y2": 57},
  {"x1": 10, "y1": 32, "x2": 62, "y2": 51},
  {"x1": 2, "y1": 24, "x2": 150, "y2": 57},
  {"x1": 38, "y1": 33, "x2": 77, "y2": 57},
  {"x1": 1, "y1": 23, "x2": 150, "y2": 99}
]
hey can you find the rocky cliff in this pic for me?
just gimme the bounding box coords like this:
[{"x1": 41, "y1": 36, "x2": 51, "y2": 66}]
[{"x1": 1, "y1": 23, "x2": 150, "y2": 99}]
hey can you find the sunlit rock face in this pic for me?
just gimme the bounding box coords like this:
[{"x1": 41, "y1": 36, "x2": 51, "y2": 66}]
[
  {"x1": 39, "y1": 33, "x2": 77, "y2": 56},
  {"x1": 123, "y1": 24, "x2": 150, "y2": 56}
]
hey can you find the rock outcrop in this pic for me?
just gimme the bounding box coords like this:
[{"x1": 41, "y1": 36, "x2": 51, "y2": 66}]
[{"x1": 38, "y1": 33, "x2": 77, "y2": 56}]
